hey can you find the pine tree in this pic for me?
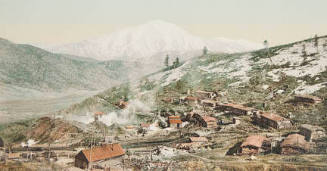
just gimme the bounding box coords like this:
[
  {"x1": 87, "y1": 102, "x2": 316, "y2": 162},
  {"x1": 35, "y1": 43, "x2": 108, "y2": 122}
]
[
  {"x1": 164, "y1": 54, "x2": 169, "y2": 67},
  {"x1": 173, "y1": 57, "x2": 180, "y2": 68},
  {"x1": 263, "y1": 40, "x2": 272, "y2": 63},
  {"x1": 176, "y1": 57, "x2": 180, "y2": 66},
  {"x1": 203, "y1": 46, "x2": 208, "y2": 55}
]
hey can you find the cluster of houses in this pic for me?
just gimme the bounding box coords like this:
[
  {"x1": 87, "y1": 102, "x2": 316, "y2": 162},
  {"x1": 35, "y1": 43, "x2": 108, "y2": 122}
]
[
  {"x1": 162, "y1": 90, "x2": 326, "y2": 156},
  {"x1": 236, "y1": 123, "x2": 326, "y2": 156},
  {"x1": 1, "y1": 90, "x2": 325, "y2": 170}
]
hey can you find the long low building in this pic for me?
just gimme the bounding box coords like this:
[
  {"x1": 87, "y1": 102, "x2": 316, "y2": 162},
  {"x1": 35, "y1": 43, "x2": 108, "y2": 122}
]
[
  {"x1": 215, "y1": 103, "x2": 255, "y2": 115},
  {"x1": 75, "y1": 143, "x2": 125, "y2": 169},
  {"x1": 252, "y1": 112, "x2": 292, "y2": 129}
]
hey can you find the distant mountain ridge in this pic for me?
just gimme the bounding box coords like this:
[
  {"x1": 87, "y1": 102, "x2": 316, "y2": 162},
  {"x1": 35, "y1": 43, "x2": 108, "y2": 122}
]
[
  {"x1": 0, "y1": 37, "x2": 131, "y2": 92},
  {"x1": 43, "y1": 20, "x2": 262, "y2": 61}
]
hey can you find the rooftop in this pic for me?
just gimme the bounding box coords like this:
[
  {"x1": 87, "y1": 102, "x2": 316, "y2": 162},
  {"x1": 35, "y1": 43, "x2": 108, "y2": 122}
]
[
  {"x1": 80, "y1": 143, "x2": 125, "y2": 162},
  {"x1": 281, "y1": 134, "x2": 309, "y2": 149},
  {"x1": 261, "y1": 112, "x2": 285, "y2": 122},
  {"x1": 241, "y1": 135, "x2": 267, "y2": 148}
]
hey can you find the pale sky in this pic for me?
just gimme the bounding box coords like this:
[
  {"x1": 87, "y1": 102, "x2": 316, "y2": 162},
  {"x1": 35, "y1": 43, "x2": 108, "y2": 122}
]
[{"x1": 1, "y1": 0, "x2": 327, "y2": 46}]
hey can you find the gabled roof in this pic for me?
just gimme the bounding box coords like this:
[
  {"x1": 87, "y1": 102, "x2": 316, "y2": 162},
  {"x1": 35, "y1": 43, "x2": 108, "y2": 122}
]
[
  {"x1": 261, "y1": 112, "x2": 285, "y2": 122},
  {"x1": 241, "y1": 135, "x2": 267, "y2": 148},
  {"x1": 281, "y1": 134, "x2": 309, "y2": 149},
  {"x1": 80, "y1": 144, "x2": 125, "y2": 162}
]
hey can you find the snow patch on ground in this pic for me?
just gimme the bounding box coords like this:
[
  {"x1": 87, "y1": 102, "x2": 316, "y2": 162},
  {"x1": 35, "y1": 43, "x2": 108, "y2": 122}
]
[
  {"x1": 199, "y1": 54, "x2": 252, "y2": 82},
  {"x1": 294, "y1": 82, "x2": 327, "y2": 95},
  {"x1": 263, "y1": 38, "x2": 327, "y2": 79}
]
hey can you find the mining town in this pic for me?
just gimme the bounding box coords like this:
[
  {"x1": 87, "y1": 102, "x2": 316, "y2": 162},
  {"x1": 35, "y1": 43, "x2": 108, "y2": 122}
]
[
  {"x1": 1, "y1": 86, "x2": 327, "y2": 170},
  {"x1": 1, "y1": 17, "x2": 327, "y2": 170}
]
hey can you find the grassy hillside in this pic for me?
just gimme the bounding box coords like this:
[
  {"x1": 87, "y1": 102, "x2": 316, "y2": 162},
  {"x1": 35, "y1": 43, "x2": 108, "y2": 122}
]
[{"x1": 0, "y1": 38, "x2": 130, "y2": 91}]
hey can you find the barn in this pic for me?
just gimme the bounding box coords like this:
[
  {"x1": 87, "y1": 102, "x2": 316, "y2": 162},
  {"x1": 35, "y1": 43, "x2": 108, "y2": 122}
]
[{"x1": 74, "y1": 143, "x2": 125, "y2": 169}]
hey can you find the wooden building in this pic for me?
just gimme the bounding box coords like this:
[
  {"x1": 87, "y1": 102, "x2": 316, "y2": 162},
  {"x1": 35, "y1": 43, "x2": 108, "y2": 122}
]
[
  {"x1": 216, "y1": 103, "x2": 255, "y2": 115},
  {"x1": 192, "y1": 114, "x2": 217, "y2": 128},
  {"x1": 253, "y1": 112, "x2": 292, "y2": 129},
  {"x1": 299, "y1": 124, "x2": 326, "y2": 142},
  {"x1": 240, "y1": 135, "x2": 270, "y2": 155},
  {"x1": 168, "y1": 116, "x2": 182, "y2": 128},
  {"x1": 74, "y1": 143, "x2": 125, "y2": 169},
  {"x1": 293, "y1": 95, "x2": 322, "y2": 104},
  {"x1": 280, "y1": 134, "x2": 309, "y2": 155}
]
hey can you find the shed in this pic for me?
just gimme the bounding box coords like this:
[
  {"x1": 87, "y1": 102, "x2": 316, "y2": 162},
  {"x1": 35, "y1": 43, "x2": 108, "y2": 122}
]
[
  {"x1": 74, "y1": 143, "x2": 125, "y2": 169},
  {"x1": 281, "y1": 134, "x2": 309, "y2": 155},
  {"x1": 240, "y1": 135, "x2": 270, "y2": 155}
]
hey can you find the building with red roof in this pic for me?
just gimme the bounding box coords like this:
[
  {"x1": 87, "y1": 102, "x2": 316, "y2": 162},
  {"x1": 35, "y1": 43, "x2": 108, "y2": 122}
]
[{"x1": 74, "y1": 143, "x2": 125, "y2": 169}]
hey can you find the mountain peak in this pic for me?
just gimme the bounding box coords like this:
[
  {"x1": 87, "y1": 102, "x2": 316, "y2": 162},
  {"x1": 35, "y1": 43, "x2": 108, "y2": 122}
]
[{"x1": 43, "y1": 21, "x2": 262, "y2": 61}]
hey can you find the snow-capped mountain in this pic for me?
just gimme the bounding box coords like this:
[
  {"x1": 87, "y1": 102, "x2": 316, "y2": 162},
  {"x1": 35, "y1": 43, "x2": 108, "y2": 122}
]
[{"x1": 45, "y1": 20, "x2": 262, "y2": 61}]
